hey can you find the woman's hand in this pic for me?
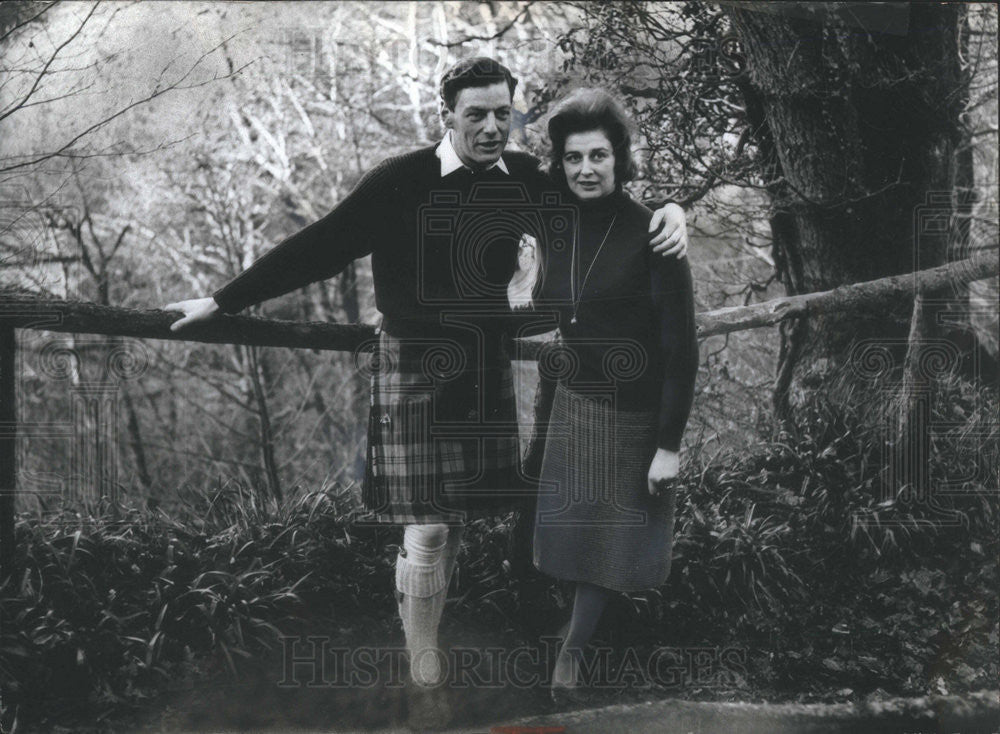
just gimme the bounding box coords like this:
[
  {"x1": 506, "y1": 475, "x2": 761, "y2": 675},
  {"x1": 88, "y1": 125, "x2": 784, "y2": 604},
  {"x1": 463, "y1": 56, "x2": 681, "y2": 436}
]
[
  {"x1": 163, "y1": 297, "x2": 220, "y2": 332},
  {"x1": 649, "y1": 202, "x2": 688, "y2": 259},
  {"x1": 647, "y1": 448, "x2": 680, "y2": 496}
]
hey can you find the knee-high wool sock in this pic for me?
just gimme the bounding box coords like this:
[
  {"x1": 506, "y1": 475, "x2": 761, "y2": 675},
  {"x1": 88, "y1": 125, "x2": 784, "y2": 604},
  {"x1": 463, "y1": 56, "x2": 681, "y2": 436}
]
[{"x1": 396, "y1": 524, "x2": 463, "y2": 686}]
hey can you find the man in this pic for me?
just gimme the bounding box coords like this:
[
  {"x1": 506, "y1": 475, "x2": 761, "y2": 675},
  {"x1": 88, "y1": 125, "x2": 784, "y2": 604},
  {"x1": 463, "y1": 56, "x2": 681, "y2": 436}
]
[{"x1": 165, "y1": 57, "x2": 687, "y2": 726}]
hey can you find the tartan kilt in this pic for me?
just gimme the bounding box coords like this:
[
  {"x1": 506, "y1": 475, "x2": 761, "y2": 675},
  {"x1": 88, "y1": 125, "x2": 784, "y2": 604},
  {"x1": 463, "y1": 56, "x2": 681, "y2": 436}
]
[{"x1": 360, "y1": 325, "x2": 526, "y2": 524}]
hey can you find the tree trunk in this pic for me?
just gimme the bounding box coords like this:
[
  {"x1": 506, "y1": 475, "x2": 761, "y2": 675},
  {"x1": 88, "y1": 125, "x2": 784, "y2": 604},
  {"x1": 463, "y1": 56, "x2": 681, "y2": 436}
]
[
  {"x1": 243, "y1": 344, "x2": 282, "y2": 502},
  {"x1": 0, "y1": 326, "x2": 17, "y2": 583},
  {"x1": 120, "y1": 384, "x2": 153, "y2": 494},
  {"x1": 728, "y1": 3, "x2": 967, "y2": 414}
]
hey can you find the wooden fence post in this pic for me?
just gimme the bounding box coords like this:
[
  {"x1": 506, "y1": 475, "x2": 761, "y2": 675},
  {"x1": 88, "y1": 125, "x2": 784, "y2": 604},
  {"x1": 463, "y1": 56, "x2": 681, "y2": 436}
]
[{"x1": 0, "y1": 326, "x2": 16, "y2": 583}]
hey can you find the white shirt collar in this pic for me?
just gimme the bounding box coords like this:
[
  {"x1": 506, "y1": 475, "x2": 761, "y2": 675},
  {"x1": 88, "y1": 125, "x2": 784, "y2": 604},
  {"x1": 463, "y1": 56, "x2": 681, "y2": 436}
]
[{"x1": 436, "y1": 130, "x2": 509, "y2": 177}]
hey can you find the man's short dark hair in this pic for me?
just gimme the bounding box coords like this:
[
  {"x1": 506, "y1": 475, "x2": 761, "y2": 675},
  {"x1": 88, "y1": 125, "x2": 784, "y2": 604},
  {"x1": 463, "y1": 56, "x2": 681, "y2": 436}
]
[
  {"x1": 439, "y1": 57, "x2": 518, "y2": 110},
  {"x1": 547, "y1": 87, "x2": 639, "y2": 184}
]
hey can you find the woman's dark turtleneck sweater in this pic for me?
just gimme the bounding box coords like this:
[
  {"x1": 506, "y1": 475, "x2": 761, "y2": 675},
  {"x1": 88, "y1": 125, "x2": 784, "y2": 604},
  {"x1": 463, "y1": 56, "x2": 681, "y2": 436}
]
[{"x1": 536, "y1": 186, "x2": 698, "y2": 452}]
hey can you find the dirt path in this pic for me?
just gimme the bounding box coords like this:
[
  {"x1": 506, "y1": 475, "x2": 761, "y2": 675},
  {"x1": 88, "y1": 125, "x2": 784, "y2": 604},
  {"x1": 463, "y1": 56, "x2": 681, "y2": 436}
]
[
  {"x1": 148, "y1": 690, "x2": 999, "y2": 734},
  {"x1": 455, "y1": 691, "x2": 1000, "y2": 734},
  {"x1": 130, "y1": 617, "x2": 998, "y2": 734}
]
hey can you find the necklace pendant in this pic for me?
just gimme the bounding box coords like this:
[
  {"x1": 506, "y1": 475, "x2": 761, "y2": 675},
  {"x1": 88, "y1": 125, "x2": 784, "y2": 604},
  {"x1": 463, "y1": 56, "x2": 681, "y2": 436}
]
[{"x1": 570, "y1": 316, "x2": 577, "y2": 325}]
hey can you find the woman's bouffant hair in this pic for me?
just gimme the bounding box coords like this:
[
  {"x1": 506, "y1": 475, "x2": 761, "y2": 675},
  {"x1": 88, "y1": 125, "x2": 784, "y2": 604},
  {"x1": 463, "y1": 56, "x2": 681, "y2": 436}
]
[{"x1": 547, "y1": 87, "x2": 638, "y2": 185}]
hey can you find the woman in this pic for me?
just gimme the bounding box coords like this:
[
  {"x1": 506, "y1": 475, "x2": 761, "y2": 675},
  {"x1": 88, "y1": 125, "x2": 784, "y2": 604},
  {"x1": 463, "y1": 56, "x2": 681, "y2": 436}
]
[{"x1": 531, "y1": 88, "x2": 699, "y2": 701}]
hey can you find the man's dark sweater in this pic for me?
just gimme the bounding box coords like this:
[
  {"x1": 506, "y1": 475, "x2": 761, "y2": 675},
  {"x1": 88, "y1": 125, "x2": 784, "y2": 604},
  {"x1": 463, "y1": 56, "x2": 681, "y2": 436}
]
[
  {"x1": 212, "y1": 144, "x2": 560, "y2": 427},
  {"x1": 213, "y1": 145, "x2": 553, "y2": 337}
]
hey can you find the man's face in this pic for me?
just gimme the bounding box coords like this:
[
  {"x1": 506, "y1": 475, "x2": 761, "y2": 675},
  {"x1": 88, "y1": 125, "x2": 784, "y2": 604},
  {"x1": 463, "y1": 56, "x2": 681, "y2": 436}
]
[{"x1": 442, "y1": 81, "x2": 512, "y2": 169}]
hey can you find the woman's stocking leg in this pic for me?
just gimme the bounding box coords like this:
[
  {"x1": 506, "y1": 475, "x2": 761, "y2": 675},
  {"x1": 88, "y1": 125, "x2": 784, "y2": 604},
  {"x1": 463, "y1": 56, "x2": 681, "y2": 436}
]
[{"x1": 553, "y1": 581, "x2": 614, "y2": 688}]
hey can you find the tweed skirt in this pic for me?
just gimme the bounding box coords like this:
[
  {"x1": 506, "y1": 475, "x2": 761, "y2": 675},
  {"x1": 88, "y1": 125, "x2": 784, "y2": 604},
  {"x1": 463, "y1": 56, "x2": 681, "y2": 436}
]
[
  {"x1": 533, "y1": 382, "x2": 678, "y2": 592},
  {"x1": 361, "y1": 327, "x2": 524, "y2": 524}
]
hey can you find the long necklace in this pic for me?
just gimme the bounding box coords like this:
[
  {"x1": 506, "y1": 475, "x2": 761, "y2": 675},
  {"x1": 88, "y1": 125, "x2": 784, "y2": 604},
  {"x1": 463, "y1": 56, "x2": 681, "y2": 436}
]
[{"x1": 570, "y1": 212, "x2": 617, "y2": 325}]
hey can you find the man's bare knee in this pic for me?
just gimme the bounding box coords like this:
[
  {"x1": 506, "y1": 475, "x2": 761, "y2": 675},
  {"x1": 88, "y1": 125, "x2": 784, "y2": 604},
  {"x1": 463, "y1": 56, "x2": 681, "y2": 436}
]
[{"x1": 402, "y1": 523, "x2": 450, "y2": 559}]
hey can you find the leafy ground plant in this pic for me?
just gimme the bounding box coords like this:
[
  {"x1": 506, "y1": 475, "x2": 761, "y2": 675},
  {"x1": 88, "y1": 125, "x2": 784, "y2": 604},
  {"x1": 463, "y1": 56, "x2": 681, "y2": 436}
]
[{"x1": 1, "y1": 376, "x2": 996, "y2": 732}]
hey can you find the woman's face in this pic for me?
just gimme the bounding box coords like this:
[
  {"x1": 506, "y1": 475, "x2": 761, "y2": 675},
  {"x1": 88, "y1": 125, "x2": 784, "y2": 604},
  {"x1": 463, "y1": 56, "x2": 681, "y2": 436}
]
[{"x1": 562, "y1": 129, "x2": 616, "y2": 200}]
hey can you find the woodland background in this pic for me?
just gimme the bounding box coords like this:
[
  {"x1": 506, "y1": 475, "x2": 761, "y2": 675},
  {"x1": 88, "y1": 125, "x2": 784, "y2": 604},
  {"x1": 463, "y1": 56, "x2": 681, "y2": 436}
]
[{"x1": 0, "y1": 3, "x2": 997, "y2": 732}]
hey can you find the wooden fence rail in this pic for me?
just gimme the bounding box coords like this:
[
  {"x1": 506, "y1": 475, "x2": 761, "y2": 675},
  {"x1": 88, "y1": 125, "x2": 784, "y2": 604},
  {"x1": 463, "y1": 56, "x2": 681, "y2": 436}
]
[
  {"x1": 0, "y1": 251, "x2": 995, "y2": 352},
  {"x1": 0, "y1": 250, "x2": 996, "y2": 578}
]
